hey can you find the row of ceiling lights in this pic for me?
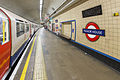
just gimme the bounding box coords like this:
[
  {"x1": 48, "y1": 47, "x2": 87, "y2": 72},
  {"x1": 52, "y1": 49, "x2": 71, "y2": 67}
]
[{"x1": 40, "y1": 0, "x2": 43, "y2": 20}]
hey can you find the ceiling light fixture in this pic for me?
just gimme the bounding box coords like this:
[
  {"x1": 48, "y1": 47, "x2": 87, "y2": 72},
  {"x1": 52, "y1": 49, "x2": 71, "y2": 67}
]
[
  {"x1": 40, "y1": 0, "x2": 43, "y2": 20},
  {"x1": 40, "y1": 5, "x2": 42, "y2": 10},
  {"x1": 40, "y1": 0, "x2": 43, "y2": 5}
]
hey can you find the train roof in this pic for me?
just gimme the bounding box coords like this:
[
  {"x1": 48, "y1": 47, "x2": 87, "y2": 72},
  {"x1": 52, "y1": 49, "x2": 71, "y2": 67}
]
[{"x1": 0, "y1": 7, "x2": 30, "y2": 23}]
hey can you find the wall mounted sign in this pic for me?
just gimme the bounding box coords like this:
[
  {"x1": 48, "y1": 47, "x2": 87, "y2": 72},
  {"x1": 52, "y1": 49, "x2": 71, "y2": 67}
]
[
  {"x1": 82, "y1": 5, "x2": 102, "y2": 18},
  {"x1": 83, "y1": 22, "x2": 105, "y2": 42},
  {"x1": 55, "y1": 19, "x2": 58, "y2": 23},
  {"x1": 56, "y1": 24, "x2": 58, "y2": 31},
  {"x1": 72, "y1": 29, "x2": 74, "y2": 33},
  {"x1": 56, "y1": 27, "x2": 58, "y2": 29},
  {"x1": 113, "y1": 12, "x2": 119, "y2": 16},
  {"x1": 60, "y1": 24, "x2": 62, "y2": 27}
]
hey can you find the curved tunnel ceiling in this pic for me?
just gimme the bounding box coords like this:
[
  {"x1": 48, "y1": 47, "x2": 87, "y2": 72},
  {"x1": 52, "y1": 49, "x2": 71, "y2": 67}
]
[
  {"x1": 0, "y1": 0, "x2": 40, "y2": 23},
  {"x1": 0, "y1": 0, "x2": 87, "y2": 23},
  {"x1": 42, "y1": 0, "x2": 87, "y2": 21}
]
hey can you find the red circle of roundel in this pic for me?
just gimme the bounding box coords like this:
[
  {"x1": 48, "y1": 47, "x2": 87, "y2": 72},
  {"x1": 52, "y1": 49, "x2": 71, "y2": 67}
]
[{"x1": 85, "y1": 22, "x2": 100, "y2": 42}]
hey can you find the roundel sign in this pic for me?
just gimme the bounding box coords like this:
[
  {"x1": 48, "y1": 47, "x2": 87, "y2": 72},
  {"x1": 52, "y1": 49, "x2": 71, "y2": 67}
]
[{"x1": 83, "y1": 22, "x2": 105, "y2": 42}]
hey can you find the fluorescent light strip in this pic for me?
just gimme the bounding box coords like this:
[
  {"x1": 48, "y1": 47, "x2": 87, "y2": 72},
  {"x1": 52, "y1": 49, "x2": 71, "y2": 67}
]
[
  {"x1": 40, "y1": 0, "x2": 43, "y2": 5},
  {"x1": 40, "y1": 5, "x2": 42, "y2": 10},
  {"x1": 40, "y1": 0, "x2": 43, "y2": 20}
]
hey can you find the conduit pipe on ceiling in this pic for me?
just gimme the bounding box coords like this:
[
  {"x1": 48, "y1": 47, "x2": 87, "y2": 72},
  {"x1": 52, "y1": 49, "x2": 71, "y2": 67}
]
[
  {"x1": 50, "y1": 0, "x2": 75, "y2": 18},
  {"x1": 49, "y1": 0, "x2": 67, "y2": 15}
]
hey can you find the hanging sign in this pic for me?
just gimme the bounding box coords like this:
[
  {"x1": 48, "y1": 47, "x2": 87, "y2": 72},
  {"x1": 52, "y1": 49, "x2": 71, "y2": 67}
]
[{"x1": 55, "y1": 19, "x2": 58, "y2": 23}]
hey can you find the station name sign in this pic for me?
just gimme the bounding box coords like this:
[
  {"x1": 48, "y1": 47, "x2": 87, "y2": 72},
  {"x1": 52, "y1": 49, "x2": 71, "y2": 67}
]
[
  {"x1": 83, "y1": 22, "x2": 105, "y2": 42},
  {"x1": 83, "y1": 29, "x2": 105, "y2": 36}
]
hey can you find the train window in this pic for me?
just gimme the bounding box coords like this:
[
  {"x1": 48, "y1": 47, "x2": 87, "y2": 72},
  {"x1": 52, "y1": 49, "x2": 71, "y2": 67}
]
[
  {"x1": 21, "y1": 23, "x2": 25, "y2": 33},
  {"x1": 0, "y1": 12, "x2": 9, "y2": 45},
  {"x1": 32, "y1": 24, "x2": 34, "y2": 28},
  {"x1": 16, "y1": 22, "x2": 25, "y2": 37},
  {"x1": 16, "y1": 22, "x2": 20, "y2": 37},
  {"x1": 26, "y1": 24, "x2": 29, "y2": 32}
]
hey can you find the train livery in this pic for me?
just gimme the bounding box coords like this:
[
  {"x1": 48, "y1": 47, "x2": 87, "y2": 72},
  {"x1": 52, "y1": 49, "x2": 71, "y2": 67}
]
[{"x1": 0, "y1": 7, "x2": 39, "y2": 79}]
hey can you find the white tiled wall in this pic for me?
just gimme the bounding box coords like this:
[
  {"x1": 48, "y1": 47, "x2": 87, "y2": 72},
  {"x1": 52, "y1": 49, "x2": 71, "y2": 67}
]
[{"x1": 52, "y1": 0, "x2": 120, "y2": 59}]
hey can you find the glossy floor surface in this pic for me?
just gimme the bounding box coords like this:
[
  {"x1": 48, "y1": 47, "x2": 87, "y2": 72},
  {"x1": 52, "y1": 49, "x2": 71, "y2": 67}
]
[
  {"x1": 14, "y1": 28, "x2": 120, "y2": 80},
  {"x1": 40, "y1": 28, "x2": 120, "y2": 80}
]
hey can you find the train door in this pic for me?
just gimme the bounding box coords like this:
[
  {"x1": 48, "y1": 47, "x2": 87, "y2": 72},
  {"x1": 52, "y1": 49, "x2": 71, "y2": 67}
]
[
  {"x1": 0, "y1": 10, "x2": 11, "y2": 79},
  {"x1": 24, "y1": 23, "x2": 27, "y2": 40},
  {"x1": 30, "y1": 24, "x2": 31, "y2": 37},
  {"x1": 71, "y1": 21, "x2": 76, "y2": 40},
  {"x1": 24, "y1": 23, "x2": 30, "y2": 39},
  {"x1": 62, "y1": 22, "x2": 71, "y2": 39}
]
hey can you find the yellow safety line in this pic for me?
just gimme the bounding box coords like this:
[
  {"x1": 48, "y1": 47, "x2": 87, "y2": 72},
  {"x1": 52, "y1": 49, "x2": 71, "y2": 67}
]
[
  {"x1": 3, "y1": 21, "x2": 5, "y2": 42},
  {"x1": 20, "y1": 36, "x2": 37, "y2": 80}
]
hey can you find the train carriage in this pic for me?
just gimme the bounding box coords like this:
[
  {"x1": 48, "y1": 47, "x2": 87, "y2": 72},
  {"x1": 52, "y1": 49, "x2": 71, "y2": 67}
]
[{"x1": 0, "y1": 7, "x2": 39, "y2": 79}]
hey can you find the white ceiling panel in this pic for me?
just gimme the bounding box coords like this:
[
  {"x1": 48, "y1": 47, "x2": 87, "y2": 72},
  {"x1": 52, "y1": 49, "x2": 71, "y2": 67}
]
[
  {"x1": 47, "y1": 0, "x2": 66, "y2": 15},
  {"x1": 0, "y1": 0, "x2": 88, "y2": 23},
  {"x1": 43, "y1": 0, "x2": 67, "y2": 18},
  {"x1": 0, "y1": 0, "x2": 40, "y2": 23}
]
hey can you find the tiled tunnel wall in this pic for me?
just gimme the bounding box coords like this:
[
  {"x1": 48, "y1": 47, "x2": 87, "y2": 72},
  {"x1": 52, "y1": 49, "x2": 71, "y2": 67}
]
[{"x1": 49, "y1": 0, "x2": 120, "y2": 60}]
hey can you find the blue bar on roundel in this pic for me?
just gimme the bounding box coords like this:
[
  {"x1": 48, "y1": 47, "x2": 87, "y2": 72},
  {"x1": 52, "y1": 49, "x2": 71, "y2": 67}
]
[{"x1": 83, "y1": 29, "x2": 105, "y2": 36}]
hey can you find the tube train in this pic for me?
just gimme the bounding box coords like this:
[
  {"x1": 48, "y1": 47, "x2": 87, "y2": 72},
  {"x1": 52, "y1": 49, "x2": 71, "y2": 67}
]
[{"x1": 0, "y1": 7, "x2": 39, "y2": 79}]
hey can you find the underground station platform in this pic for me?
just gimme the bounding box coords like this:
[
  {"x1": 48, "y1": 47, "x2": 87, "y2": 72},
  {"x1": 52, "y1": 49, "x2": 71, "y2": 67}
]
[
  {"x1": 2, "y1": 28, "x2": 120, "y2": 80},
  {"x1": 1, "y1": 0, "x2": 120, "y2": 80}
]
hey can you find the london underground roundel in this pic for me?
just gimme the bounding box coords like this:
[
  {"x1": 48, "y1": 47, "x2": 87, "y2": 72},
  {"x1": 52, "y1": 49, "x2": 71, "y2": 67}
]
[{"x1": 83, "y1": 22, "x2": 105, "y2": 42}]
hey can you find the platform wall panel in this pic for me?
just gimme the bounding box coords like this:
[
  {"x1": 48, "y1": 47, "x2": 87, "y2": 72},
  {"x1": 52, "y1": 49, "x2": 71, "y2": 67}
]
[
  {"x1": 52, "y1": 0, "x2": 120, "y2": 60},
  {"x1": 62, "y1": 23, "x2": 71, "y2": 38}
]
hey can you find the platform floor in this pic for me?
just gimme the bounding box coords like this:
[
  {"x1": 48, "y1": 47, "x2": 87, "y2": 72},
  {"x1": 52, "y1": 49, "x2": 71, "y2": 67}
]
[{"x1": 13, "y1": 28, "x2": 120, "y2": 80}]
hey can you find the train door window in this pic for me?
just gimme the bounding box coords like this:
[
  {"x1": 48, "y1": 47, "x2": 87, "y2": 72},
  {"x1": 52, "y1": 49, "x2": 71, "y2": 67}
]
[
  {"x1": 16, "y1": 22, "x2": 20, "y2": 37},
  {"x1": 32, "y1": 24, "x2": 34, "y2": 31},
  {"x1": 26, "y1": 24, "x2": 29, "y2": 32},
  {"x1": 21, "y1": 23, "x2": 25, "y2": 33},
  {"x1": 0, "y1": 11, "x2": 9, "y2": 45},
  {"x1": 32, "y1": 24, "x2": 34, "y2": 28}
]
